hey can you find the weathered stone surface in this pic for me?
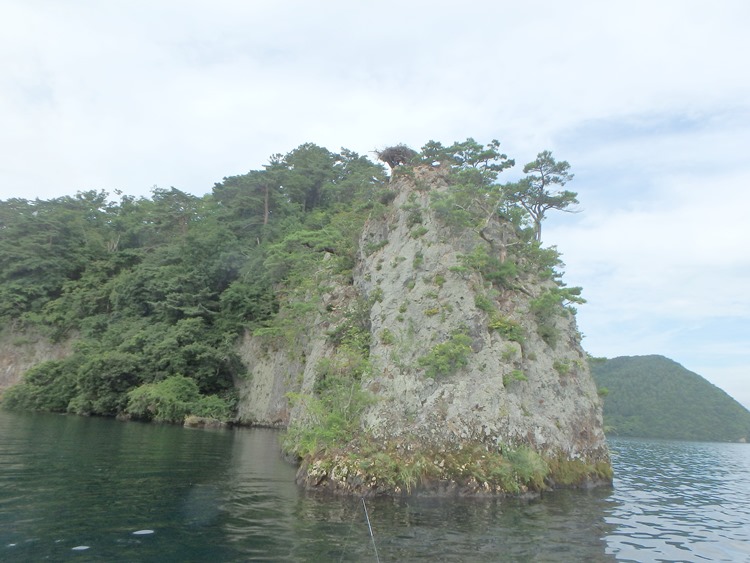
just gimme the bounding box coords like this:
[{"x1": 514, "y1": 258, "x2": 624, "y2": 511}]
[
  {"x1": 236, "y1": 165, "x2": 610, "y2": 493},
  {"x1": 234, "y1": 291, "x2": 346, "y2": 427},
  {"x1": 0, "y1": 329, "x2": 75, "y2": 393},
  {"x1": 364, "y1": 168, "x2": 606, "y2": 459}
]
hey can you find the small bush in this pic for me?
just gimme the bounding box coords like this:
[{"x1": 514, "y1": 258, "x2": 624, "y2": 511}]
[
  {"x1": 365, "y1": 240, "x2": 388, "y2": 255},
  {"x1": 553, "y1": 359, "x2": 571, "y2": 376},
  {"x1": 489, "y1": 315, "x2": 524, "y2": 342},
  {"x1": 193, "y1": 394, "x2": 232, "y2": 420},
  {"x1": 377, "y1": 189, "x2": 398, "y2": 205},
  {"x1": 412, "y1": 252, "x2": 424, "y2": 269},
  {"x1": 504, "y1": 446, "x2": 548, "y2": 490},
  {"x1": 284, "y1": 379, "x2": 374, "y2": 459},
  {"x1": 314, "y1": 344, "x2": 369, "y2": 395},
  {"x1": 503, "y1": 370, "x2": 527, "y2": 386},
  {"x1": 126, "y1": 375, "x2": 231, "y2": 423},
  {"x1": 406, "y1": 208, "x2": 423, "y2": 228},
  {"x1": 461, "y1": 246, "x2": 517, "y2": 287},
  {"x1": 530, "y1": 291, "x2": 562, "y2": 347},
  {"x1": 380, "y1": 329, "x2": 396, "y2": 345},
  {"x1": 1, "y1": 359, "x2": 78, "y2": 413},
  {"x1": 474, "y1": 294, "x2": 496, "y2": 314},
  {"x1": 546, "y1": 456, "x2": 612, "y2": 486},
  {"x1": 418, "y1": 331, "x2": 473, "y2": 379},
  {"x1": 501, "y1": 345, "x2": 517, "y2": 361}
]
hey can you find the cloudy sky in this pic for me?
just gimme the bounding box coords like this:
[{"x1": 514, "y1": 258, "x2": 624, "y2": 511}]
[{"x1": 2, "y1": 1, "x2": 749, "y2": 408}]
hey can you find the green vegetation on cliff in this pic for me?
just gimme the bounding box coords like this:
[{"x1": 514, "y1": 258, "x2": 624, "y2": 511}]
[
  {"x1": 591, "y1": 355, "x2": 750, "y2": 442},
  {"x1": 1, "y1": 138, "x2": 583, "y2": 445}
]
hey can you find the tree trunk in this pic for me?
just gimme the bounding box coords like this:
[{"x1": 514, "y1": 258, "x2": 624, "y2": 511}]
[{"x1": 263, "y1": 185, "x2": 269, "y2": 226}]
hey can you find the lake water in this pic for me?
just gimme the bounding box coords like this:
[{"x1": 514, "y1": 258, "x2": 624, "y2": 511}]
[{"x1": 1, "y1": 410, "x2": 749, "y2": 562}]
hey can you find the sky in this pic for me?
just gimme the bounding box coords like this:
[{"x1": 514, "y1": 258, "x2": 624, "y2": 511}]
[{"x1": 2, "y1": 0, "x2": 749, "y2": 408}]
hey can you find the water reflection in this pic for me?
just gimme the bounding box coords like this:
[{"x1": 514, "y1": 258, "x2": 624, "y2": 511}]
[
  {"x1": 216, "y1": 425, "x2": 618, "y2": 561},
  {"x1": 220, "y1": 427, "x2": 300, "y2": 559},
  {"x1": 0, "y1": 411, "x2": 237, "y2": 561},
  {"x1": 273, "y1": 483, "x2": 617, "y2": 561},
  {"x1": 3, "y1": 411, "x2": 749, "y2": 562}
]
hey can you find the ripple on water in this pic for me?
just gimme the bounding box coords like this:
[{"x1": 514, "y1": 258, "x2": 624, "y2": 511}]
[
  {"x1": 3, "y1": 412, "x2": 750, "y2": 562},
  {"x1": 606, "y1": 438, "x2": 750, "y2": 562}
]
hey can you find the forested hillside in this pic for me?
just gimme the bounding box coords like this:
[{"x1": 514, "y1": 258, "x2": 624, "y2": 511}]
[
  {"x1": 1, "y1": 139, "x2": 582, "y2": 433},
  {"x1": 0, "y1": 143, "x2": 388, "y2": 420},
  {"x1": 591, "y1": 355, "x2": 750, "y2": 442}
]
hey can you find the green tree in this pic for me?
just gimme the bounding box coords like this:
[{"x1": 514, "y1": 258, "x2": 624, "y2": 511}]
[
  {"x1": 420, "y1": 138, "x2": 514, "y2": 179},
  {"x1": 69, "y1": 350, "x2": 142, "y2": 415},
  {"x1": 213, "y1": 169, "x2": 287, "y2": 240},
  {"x1": 503, "y1": 151, "x2": 578, "y2": 242},
  {"x1": 1, "y1": 358, "x2": 79, "y2": 412},
  {"x1": 426, "y1": 139, "x2": 514, "y2": 233},
  {"x1": 0, "y1": 192, "x2": 111, "y2": 321},
  {"x1": 149, "y1": 187, "x2": 201, "y2": 237},
  {"x1": 277, "y1": 143, "x2": 338, "y2": 212},
  {"x1": 126, "y1": 375, "x2": 232, "y2": 423}
]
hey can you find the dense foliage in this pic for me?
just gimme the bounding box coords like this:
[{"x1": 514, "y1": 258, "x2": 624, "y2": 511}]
[
  {"x1": 591, "y1": 355, "x2": 750, "y2": 442},
  {"x1": 1, "y1": 144, "x2": 387, "y2": 421},
  {"x1": 1, "y1": 139, "x2": 580, "y2": 428}
]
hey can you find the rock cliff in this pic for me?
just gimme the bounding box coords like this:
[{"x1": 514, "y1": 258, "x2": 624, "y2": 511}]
[
  {"x1": 236, "y1": 165, "x2": 611, "y2": 495},
  {"x1": 0, "y1": 329, "x2": 75, "y2": 394}
]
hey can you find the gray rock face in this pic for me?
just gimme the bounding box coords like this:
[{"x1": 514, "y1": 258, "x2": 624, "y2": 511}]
[
  {"x1": 236, "y1": 165, "x2": 610, "y2": 490},
  {"x1": 235, "y1": 321, "x2": 337, "y2": 427},
  {"x1": 234, "y1": 333, "x2": 299, "y2": 427},
  {"x1": 0, "y1": 329, "x2": 75, "y2": 393},
  {"x1": 354, "y1": 167, "x2": 607, "y2": 461}
]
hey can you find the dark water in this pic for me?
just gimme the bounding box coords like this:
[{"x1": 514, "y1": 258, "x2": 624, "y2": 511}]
[{"x1": 1, "y1": 411, "x2": 748, "y2": 562}]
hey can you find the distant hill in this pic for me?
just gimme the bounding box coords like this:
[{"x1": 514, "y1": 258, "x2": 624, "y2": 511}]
[{"x1": 590, "y1": 355, "x2": 750, "y2": 442}]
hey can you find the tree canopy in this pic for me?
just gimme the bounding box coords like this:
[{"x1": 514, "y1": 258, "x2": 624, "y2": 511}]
[{"x1": 503, "y1": 151, "x2": 578, "y2": 242}]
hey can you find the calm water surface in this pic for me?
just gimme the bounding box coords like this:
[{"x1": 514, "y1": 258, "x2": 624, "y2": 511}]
[{"x1": 1, "y1": 410, "x2": 748, "y2": 562}]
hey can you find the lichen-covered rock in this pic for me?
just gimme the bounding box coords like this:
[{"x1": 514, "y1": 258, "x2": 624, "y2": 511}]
[{"x1": 355, "y1": 168, "x2": 608, "y2": 459}]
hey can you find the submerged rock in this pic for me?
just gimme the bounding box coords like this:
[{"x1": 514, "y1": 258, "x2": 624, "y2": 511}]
[{"x1": 183, "y1": 416, "x2": 226, "y2": 429}]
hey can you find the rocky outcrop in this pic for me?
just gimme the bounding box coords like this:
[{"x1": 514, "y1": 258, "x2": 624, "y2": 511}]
[
  {"x1": 234, "y1": 281, "x2": 359, "y2": 427},
  {"x1": 235, "y1": 329, "x2": 325, "y2": 427},
  {"x1": 354, "y1": 167, "x2": 607, "y2": 460},
  {"x1": 0, "y1": 329, "x2": 75, "y2": 394},
  {"x1": 236, "y1": 165, "x2": 611, "y2": 495}
]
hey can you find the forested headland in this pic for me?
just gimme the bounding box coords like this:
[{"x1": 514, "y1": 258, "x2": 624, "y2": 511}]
[
  {"x1": 1, "y1": 143, "x2": 391, "y2": 419},
  {"x1": 0, "y1": 140, "x2": 579, "y2": 428},
  {"x1": 591, "y1": 355, "x2": 750, "y2": 442},
  {"x1": 1, "y1": 139, "x2": 620, "y2": 494}
]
